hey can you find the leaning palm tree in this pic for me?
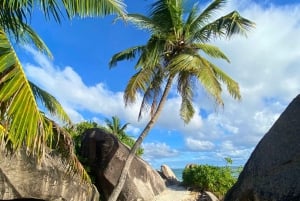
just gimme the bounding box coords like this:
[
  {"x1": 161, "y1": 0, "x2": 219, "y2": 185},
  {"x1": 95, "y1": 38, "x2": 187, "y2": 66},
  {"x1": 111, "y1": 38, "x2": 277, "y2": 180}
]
[
  {"x1": 0, "y1": 0, "x2": 126, "y2": 177},
  {"x1": 108, "y1": 0, "x2": 254, "y2": 200}
]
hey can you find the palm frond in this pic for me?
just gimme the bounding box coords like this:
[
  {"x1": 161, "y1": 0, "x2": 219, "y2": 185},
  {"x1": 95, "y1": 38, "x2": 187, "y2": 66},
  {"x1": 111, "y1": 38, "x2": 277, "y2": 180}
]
[
  {"x1": 0, "y1": 1, "x2": 30, "y2": 39},
  {"x1": 183, "y1": 3, "x2": 198, "y2": 40},
  {"x1": 136, "y1": 35, "x2": 164, "y2": 70},
  {"x1": 149, "y1": 0, "x2": 176, "y2": 33},
  {"x1": 196, "y1": 10, "x2": 255, "y2": 41},
  {"x1": 18, "y1": 22, "x2": 52, "y2": 57},
  {"x1": 109, "y1": 46, "x2": 144, "y2": 68},
  {"x1": 177, "y1": 72, "x2": 195, "y2": 123},
  {"x1": 30, "y1": 82, "x2": 71, "y2": 125},
  {"x1": 0, "y1": 29, "x2": 67, "y2": 157},
  {"x1": 39, "y1": 0, "x2": 63, "y2": 22},
  {"x1": 62, "y1": 0, "x2": 127, "y2": 18},
  {"x1": 193, "y1": 55, "x2": 223, "y2": 106},
  {"x1": 222, "y1": 11, "x2": 255, "y2": 37},
  {"x1": 121, "y1": 14, "x2": 160, "y2": 33},
  {"x1": 167, "y1": 53, "x2": 198, "y2": 73},
  {"x1": 166, "y1": 0, "x2": 183, "y2": 35},
  {"x1": 0, "y1": 6, "x2": 52, "y2": 57},
  {"x1": 192, "y1": 43, "x2": 230, "y2": 62},
  {"x1": 50, "y1": 119, "x2": 91, "y2": 182},
  {"x1": 188, "y1": 0, "x2": 226, "y2": 34},
  {"x1": 120, "y1": 122, "x2": 129, "y2": 132},
  {"x1": 0, "y1": 123, "x2": 7, "y2": 146},
  {"x1": 138, "y1": 66, "x2": 164, "y2": 120},
  {"x1": 123, "y1": 68, "x2": 153, "y2": 105},
  {"x1": 210, "y1": 63, "x2": 241, "y2": 100}
]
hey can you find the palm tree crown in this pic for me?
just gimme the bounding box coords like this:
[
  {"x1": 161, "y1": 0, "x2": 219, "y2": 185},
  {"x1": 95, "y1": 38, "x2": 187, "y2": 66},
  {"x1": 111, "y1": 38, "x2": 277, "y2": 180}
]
[
  {"x1": 110, "y1": 0, "x2": 254, "y2": 123},
  {"x1": 108, "y1": 1, "x2": 254, "y2": 200},
  {"x1": 105, "y1": 116, "x2": 129, "y2": 140}
]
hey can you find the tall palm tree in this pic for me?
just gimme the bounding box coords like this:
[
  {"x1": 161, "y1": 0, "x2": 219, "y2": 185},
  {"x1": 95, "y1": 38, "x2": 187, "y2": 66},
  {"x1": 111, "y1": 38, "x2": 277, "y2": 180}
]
[
  {"x1": 0, "y1": 0, "x2": 126, "y2": 177},
  {"x1": 105, "y1": 115, "x2": 129, "y2": 140},
  {"x1": 108, "y1": 0, "x2": 255, "y2": 200}
]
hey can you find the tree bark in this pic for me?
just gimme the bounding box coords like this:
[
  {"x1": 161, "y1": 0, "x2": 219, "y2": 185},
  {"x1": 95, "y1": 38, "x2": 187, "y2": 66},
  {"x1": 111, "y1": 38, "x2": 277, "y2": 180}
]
[{"x1": 107, "y1": 75, "x2": 174, "y2": 201}]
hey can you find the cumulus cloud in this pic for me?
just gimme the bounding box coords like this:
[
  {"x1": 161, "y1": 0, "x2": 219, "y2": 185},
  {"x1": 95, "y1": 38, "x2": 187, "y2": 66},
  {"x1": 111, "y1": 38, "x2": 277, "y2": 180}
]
[
  {"x1": 23, "y1": 46, "x2": 143, "y2": 124},
  {"x1": 23, "y1": 46, "x2": 205, "y2": 140},
  {"x1": 185, "y1": 138, "x2": 215, "y2": 151},
  {"x1": 142, "y1": 142, "x2": 179, "y2": 167}
]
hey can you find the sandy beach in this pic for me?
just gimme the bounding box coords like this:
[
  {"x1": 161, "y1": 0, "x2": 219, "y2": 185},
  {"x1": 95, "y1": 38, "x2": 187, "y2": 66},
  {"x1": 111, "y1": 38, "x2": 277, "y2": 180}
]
[{"x1": 152, "y1": 185, "x2": 199, "y2": 201}]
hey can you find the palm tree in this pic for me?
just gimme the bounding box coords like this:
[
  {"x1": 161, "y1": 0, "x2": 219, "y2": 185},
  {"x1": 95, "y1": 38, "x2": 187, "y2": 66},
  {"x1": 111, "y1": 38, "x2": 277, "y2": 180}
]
[
  {"x1": 0, "y1": 0, "x2": 126, "y2": 177},
  {"x1": 108, "y1": 0, "x2": 254, "y2": 200},
  {"x1": 105, "y1": 116, "x2": 144, "y2": 155},
  {"x1": 105, "y1": 116, "x2": 129, "y2": 140}
]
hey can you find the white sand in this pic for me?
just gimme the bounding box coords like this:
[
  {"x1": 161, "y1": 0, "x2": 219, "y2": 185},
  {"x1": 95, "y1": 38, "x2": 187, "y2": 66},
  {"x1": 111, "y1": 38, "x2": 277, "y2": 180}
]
[{"x1": 152, "y1": 185, "x2": 199, "y2": 201}]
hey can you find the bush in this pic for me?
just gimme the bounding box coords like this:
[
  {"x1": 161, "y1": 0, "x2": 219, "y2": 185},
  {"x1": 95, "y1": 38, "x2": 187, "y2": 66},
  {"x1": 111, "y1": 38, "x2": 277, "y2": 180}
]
[{"x1": 182, "y1": 159, "x2": 239, "y2": 198}]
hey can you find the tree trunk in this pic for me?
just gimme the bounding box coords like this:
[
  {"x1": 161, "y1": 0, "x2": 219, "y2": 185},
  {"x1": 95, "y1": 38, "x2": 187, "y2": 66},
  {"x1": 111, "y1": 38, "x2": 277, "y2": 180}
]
[{"x1": 107, "y1": 75, "x2": 174, "y2": 201}]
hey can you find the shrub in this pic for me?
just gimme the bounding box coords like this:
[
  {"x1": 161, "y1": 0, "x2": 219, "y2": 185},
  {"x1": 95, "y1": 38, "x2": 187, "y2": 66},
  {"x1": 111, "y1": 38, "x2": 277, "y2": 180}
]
[{"x1": 182, "y1": 159, "x2": 239, "y2": 198}]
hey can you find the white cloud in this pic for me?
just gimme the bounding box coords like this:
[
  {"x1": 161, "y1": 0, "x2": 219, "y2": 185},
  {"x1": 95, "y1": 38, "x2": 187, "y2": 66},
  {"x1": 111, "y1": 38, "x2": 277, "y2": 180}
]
[
  {"x1": 24, "y1": 46, "x2": 143, "y2": 125},
  {"x1": 216, "y1": 141, "x2": 254, "y2": 163},
  {"x1": 142, "y1": 142, "x2": 179, "y2": 161},
  {"x1": 185, "y1": 138, "x2": 215, "y2": 151}
]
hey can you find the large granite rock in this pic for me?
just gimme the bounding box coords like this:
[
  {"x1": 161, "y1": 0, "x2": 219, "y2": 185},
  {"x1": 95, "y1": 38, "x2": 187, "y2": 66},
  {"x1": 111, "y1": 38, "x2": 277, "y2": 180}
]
[
  {"x1": 0, "y1": 147, "x2": 99, "y2": 201},
  {"x1": 159, "y1": 164, "x2": 179, "y2": 185},
  {"x1": 81, "y1": 128, "x2": 166, "y2": 201},
  {"x1": 224, "y1": 94, "x2": 300, "y2": 201}
]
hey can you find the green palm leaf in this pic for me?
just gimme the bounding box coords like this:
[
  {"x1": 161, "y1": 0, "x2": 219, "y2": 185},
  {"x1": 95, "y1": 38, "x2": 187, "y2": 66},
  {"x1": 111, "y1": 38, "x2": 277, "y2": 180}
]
[
  {"x1": 177, "y1": 71, "x2": 195, "y2": 123},
  {"x1": 192, "y1": 43, "x2": 230, "y2": 62},
  {"x1": 0, "y1": 10, "x2": 52, "y2": 57},
  {"x1": 210, "y1": 63, "x2": 241, "y2": 100},
  {"x1": 0, "y1": 29, "x2": 64, "y2": 156},
  {"x1": 138, "y1": 66, "x2": 164, "y2": 120},
  {"x1": 30, "y1": 82, "x2": 71, "y2": 124},
  {"x1": 123, "y1": 68, "x2": 153, "y2": 105},
  {"x1": 109, "y1": 46, "x2": 144, "y2": 67},
  {"x1": 122, "y1": 14, "x2": 160, "y2": 33},
  {"x1": 105, "y1": 116, "x2": 129, "y2": 137},
  {"x1": 149, "y1": 0, "x2": 184, "y2": 39},
  {"x1": 189, "y1": 0, "x2": 226, "y2": 31},
  {"x1": 196, "y1": 10, "x2": 255, "y2": 41},
  {"x1": 62, "y1": 0, "x2": 127, "y2": 18},
  {"x1": 194, "y1": 55, "x2": 224, "y2": 105},
  {"x1": 136, "y1": 36, "x2": 164, "y2": 70}
]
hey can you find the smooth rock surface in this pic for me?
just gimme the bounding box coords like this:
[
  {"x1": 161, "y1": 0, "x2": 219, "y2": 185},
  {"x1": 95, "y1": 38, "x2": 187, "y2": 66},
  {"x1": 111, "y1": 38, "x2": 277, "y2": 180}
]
[
  {"x1": 224, "y1": 94, "x2": 300, "y2": 201},
  {"x1": 160, "y1": 164, "x2": 179, "y2": 185},
  {"x1": 81, "y1": 128, "x2": 166, "y2": 201},
  {"x1": 0, "y1": 148, "x2": 99, "y2": 201}
]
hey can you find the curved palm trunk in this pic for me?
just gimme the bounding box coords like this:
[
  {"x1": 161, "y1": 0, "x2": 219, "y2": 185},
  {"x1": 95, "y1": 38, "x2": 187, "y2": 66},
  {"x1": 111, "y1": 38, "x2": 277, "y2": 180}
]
[{"x1": 107, "y1": 75, "x2": 175, "y2": 201}]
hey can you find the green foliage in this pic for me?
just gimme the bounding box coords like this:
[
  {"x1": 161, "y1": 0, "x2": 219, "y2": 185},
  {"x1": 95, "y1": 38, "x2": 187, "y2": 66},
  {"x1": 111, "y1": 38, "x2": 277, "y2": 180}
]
[
  {"x1": 104, "y1": 116, "x2": 144, "y2": 156},
  {"x1": 182, "y1": 159, "x2": 240, "y2": 198}
]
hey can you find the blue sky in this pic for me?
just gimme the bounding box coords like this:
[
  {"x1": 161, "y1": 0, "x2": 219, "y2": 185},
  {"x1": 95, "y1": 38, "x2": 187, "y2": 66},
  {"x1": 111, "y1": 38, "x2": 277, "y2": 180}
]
[{"x1": 17, "y1": 0, "x2": 300, "y2": 169}]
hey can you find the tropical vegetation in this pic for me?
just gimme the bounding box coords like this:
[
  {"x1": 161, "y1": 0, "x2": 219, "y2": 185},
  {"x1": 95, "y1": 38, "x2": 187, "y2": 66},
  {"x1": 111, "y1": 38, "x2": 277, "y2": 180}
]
[
  {"x1": 0, "y1": 0, "x2": 126, "y2": 180},
  {"x1": 182, "y1": 158, "x2": 241, "y2": 198},
  {"x1": 105, "y1": 116, "x2": 144, "y2": 155},
  {"x1": 108, "y1": 0, "x2": 255, "y2": 200}
]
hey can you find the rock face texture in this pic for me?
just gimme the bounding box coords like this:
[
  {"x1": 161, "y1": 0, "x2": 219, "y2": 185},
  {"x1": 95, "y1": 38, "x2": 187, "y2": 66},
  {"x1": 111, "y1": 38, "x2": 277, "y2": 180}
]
[
  {"x1": 224, "y1": 94, "x2": 300, "y2": 201},
  {"x1": 159, "y1": 164, "x2": 179, "y2": 185},
  {"x1": 0, "y1": 148, "x2": 99, "y2": 201},
  {"x1": 81, "y1": 128, "x2": 166, "y2": 201}
]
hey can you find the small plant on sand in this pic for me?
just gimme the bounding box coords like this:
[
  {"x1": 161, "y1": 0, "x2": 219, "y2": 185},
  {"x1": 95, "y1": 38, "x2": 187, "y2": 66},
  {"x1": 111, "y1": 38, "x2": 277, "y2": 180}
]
[{"x1": 182, "y1": 158, "x2": 240, "y2": 198}]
